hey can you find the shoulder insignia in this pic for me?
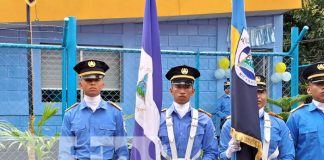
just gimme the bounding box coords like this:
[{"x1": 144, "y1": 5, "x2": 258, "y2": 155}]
[
  {"x1": 267, "y1": 111, "x2": 283, "y2": 120},
  {"x1": 161, "y1": 108, "x2": 167, "y2": 112},
  {"x1": 108, "y1": 101, "x2": 122, "y2": 111},
  {"x1": 290, "y1": 103, "x2": 306, "y2": 113},
  {"x1": 226, "y1": 115, "x2": 231, "y2": 119},
  {"x1": 198, "y1": 108, "x2": 212, "y2": 117},
  {"x1": 65, "y1": 103, "x2": 79, "y2": 112}
]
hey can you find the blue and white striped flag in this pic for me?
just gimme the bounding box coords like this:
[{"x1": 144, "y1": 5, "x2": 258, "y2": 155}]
[{"x1": 130, "y1": 0, "x2": 162, "y2": 159}]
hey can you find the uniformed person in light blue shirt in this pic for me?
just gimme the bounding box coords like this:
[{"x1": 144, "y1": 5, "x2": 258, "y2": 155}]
[
  {"x1": 213, "y1": 79, "x2": 231, "y2": 127},
  {"x1": 59, "y1": 60, "x2": 128, "y2": 160},
  {"x1": 219, "y1": 75, "x2": 295, "y2": 160},
  {"x1": 159, "y1": 65, "x2": 218, "y2": 159},
  {"x1": 287, "y1": 61, "x2": 324, "y2": 160}
]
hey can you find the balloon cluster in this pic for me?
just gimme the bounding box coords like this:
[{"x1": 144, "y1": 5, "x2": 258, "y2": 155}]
[
  {"x1": 271, "y1": 62, "x2": 291, "y2": 83},
  {"x1": 214, "y1": 58, "x2": 230, "y2": 79}
]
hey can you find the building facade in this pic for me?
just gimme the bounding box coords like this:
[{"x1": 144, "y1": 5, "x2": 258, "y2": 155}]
[{"x1": 0, "y1": 0, "x2": 301, "y2": 135}]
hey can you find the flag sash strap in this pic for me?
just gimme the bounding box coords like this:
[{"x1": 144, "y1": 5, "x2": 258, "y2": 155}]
[
  {"x1": 165, "y1": 108, "x2": 199, "y2": 159},
  {"x1": 262, "y1": 112, "x2": 271, "y2": 160}
]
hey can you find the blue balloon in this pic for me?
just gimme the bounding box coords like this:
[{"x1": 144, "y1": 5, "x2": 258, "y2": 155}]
[
  {"x1": 225, "y1": 69, "x2": 231, "y2": 78},
  {"x1": 271, "y1": 73, "x2": 282, "y2": 83},
  {"x1": 282, "y1": 72, "x2": 291, "y2": 82},
  {"x1": 214, "y1": 69, "x2": 225, "y2": 79}
]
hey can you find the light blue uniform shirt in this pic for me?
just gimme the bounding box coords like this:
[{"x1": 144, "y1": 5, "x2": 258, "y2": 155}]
[
  {"x1": 219, "y1": 111, "x2": 295, "y2": 160},
  {"x1": 287, "y1": 102, "x2": 324, "y2": 160},
  {"x1": 59, "y1": 100, "x2": 128, "y2": 160},
  {"x1": 215, "y1": 94, "x2": 231, "y2": 119},
  {"x1": 159, "y1": 105, "x2": 218, "y2": 159},
  {"x1": 212, "y1": 94, "x2": 231, "y2": 136}
]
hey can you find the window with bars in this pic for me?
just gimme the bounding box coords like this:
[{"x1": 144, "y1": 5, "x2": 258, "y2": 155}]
[{"x1": 40, "y1": 46, "x2": 122, "y2": 103}]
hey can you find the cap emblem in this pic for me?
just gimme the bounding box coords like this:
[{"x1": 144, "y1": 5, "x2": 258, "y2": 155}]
[
  {"x1": 317, "y1": 64, "x2": 324, "y2": 70},
  {"x1": 181, "y1": 68, "x2": 189, "y2": 75},
  {"x1": 256, "y1": 76, "x2": 261, "y2": 82},
  {"x1": 88, "y1": 61, "x2": 96, "y2": 67}
]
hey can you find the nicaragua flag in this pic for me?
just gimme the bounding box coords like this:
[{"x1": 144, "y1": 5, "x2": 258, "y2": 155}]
[
  {"x1": 230, "y1": 0, "x2": 262, "y2": 159},
  {"x1": 130, "y1": 0, "x2": 162, "y2": 159}
]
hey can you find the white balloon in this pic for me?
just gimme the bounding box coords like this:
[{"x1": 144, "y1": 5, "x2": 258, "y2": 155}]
[
  {"x1": 225, "y1": 69, "x2": 231, "y2": 78},
  {"x1": 214, "y1": 69, "x2": 225, "y2": 79},
  {"x1": 282, "y1": 72, "x2": 292, "y2": 82},
  {"x1": 271, "y1": 73, "x2": 281, "y2": 83}
]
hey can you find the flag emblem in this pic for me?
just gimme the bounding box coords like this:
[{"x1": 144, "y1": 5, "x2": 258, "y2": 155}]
[
  {"x1": 136, "y1": 74, "x2": 148, "y2": 99},
  {"x1": 234, "y1": 29, "x2": 256, "y2": 86}
]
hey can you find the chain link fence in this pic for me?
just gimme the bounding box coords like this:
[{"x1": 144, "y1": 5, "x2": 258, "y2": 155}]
[
  {"x1": 0, "y1": 47, "x2": 62, "y2": 160},
  {"x1": 253, "y1": 56, "x2": 292, "y2": 97},
  {"x1": 0, "y1": 21, "x2": 63, "y2": 160}
]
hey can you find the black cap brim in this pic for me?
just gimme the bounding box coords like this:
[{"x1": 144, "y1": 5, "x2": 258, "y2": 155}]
[
  {"x1": 257, "y1": 85, "x2": 266, "y2": 91},
  {"x1": 81, "y1": 74, "x2": 104, "y2": 80},
  {"x1": 310, "y1": 77, "x2": 324, "y2": 83},
  {"x1": 171, "y1": 78, "x2": 194, "y2": 85}
]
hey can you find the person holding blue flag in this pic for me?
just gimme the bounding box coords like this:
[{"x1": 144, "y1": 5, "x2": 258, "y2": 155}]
[
  {"x1": 287, "y1": 61, "x2": 324, "y2": 160},
  {"x1": 59, "y1": 60, "x2": 129, "y2": 160},
  {"x1": 159, "y1": 65, "x2": 218, "y2": 160},
  {"x1": 219, "y1": 75, "x2": 295, "y2": 160}
]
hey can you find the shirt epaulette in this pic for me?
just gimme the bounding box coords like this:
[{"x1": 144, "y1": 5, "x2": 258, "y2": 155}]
[
  {"x1": 161, "y1": 108, "x2": 167, "y2": 112},
  {"x1": 198, "y1": 108, "x2": 212, "y2": 117},
  {"x1": 65, "y1": 103, "x2": 79, "y2": 112},
  {"x1": 267, "y1": 111, "x2": 283, "y2": 120},
  {"x1": 108, "y1": 101, "x2": 122, "y2": 111},
  {"x1": 290, "y1": 103, "x2": 305, "y2": 113},
  {"x1": 226, "y1": 115, "x2": 231, "y2": 119}
]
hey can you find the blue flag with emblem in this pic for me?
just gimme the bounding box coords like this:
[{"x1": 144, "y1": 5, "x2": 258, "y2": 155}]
[
  {"x1": 130, "y1": 0, "x2": 162, "y2": 159},
  {"x1": 230, "y1": 0, "x2": 262, "y2": 159}
]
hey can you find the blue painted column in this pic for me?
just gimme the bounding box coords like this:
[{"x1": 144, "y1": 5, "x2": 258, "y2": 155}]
[
  {"x1": 67, "y1": 17, "x2": 77, "y2": 108},
  {"x1": 290, "y1": 27, "x2": 299, "y2": 102},
  {"x1": 289, "y1": 26, "x2": 308, "y2": 109},
  {"x1": 62, "y1": 16, "x2": 77, "y2": 114},
  {"x1": 195, "y1": 50, "x2": 200, "y2": 109},
  {"x1": 270, "y1": 15, "x2": 283, "y2": 113}
]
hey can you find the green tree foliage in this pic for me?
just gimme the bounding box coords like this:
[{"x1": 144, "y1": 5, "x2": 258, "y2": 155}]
[
  {"x1": 267, "y1": 94, "x2": 310, "y2": 112},
  {"x1": 284, "y1": 0, "x2": 324, "y2": 64},
  {"x1": 0, "y1": 104, "x2": 59, "y2": 160},
  {"x1": 267, "y1": 94, "x2": 310, "y2": 121}
]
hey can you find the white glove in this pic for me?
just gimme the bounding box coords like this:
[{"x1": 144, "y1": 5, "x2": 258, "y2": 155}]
[{"x1": 225, "y1": 138, "x2": 241, "y2": 158}]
